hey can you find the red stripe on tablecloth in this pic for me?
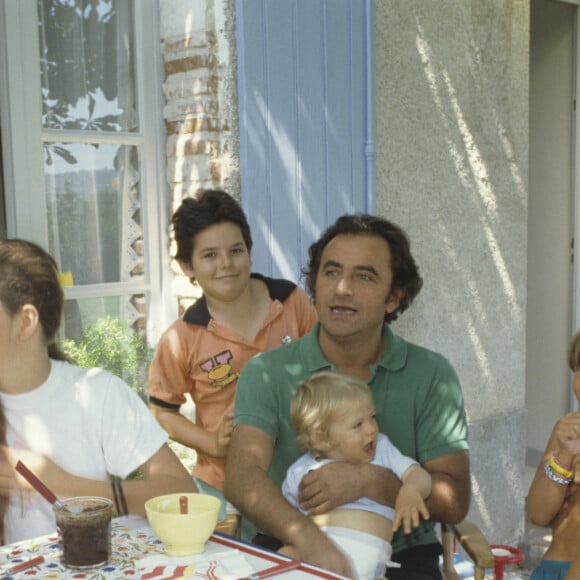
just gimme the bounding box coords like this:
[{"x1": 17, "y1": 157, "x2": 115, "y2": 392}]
[
  {"x1": 140, "y1": 564, "x2": 189, "y2": 579},
  {"x1": 209, "y1": 534, "x2": 344, "y2": 579}
]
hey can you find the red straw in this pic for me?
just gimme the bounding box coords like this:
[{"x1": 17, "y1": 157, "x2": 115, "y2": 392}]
[
  {"x1": 254, "y1": 559, "x2": 301, "y2": 579},
  {"x1": 7, "y1": 555, "x2": 45, "y2": 574},
  {"x1": 15, "y1": 461, "x2": 63, "y2": 509},
  {"x1": 179, "y1": 495, "x2": 188, "y2": 514}
]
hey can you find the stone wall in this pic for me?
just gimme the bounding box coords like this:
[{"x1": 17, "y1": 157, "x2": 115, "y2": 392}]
[{"x1": 160, "y1": 0, "x2": 239, "y2": 208}]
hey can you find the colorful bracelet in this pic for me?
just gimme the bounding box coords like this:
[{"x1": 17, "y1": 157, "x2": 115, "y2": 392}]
[
  {"x1": 544, "y1": 461, "x2": 573, "y2": 485},
  {"x1": 552, "y1": 451, "x2": 573, "y2": 471},
  {"x1": 548, "y1": 454, "x2": 574, "y2": 479}
]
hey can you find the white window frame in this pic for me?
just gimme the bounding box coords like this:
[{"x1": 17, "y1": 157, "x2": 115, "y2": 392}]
[
  {"x1": 0, "y1": 0, "x2": 175, "y2": 342},
  {"x1": 573, "y1": 6, "x2": 580, "y2": 411}
]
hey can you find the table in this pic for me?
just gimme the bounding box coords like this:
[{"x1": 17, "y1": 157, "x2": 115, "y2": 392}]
[{"x1": 0, "y1": 518, "x2": 346, "y2": 579}]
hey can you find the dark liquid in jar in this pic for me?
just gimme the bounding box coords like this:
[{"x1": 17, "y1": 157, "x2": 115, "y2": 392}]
[{"x1": 56, "y1": 501, "x2": 112, "y2": 569}]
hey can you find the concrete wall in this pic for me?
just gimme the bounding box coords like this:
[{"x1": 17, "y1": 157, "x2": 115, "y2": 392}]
[
  {"x1": 527, "y1": 0, "x2": 575, "y2": 459},
  {"x1": 375, "y1": 1, "x2": 529, "y2": 544}
]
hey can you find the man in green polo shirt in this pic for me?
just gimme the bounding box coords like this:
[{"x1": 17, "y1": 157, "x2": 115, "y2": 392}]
[{"x1": 225, "y1": 214, "x2": 469, "y2": 580}]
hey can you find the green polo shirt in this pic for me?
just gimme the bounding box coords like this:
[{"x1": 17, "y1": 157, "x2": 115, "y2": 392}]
[{"x1": 233, "y1": 323, "x2": 468, "y2": 553}]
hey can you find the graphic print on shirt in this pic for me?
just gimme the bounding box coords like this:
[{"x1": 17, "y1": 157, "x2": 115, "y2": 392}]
[{"x1": 199, "y1": 350, "x2": 240, "y2": 388}]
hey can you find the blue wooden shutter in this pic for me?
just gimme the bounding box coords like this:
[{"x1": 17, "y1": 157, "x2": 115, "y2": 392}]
[{"x1": 236, "y1": 0, "x2": 374, "y2": 284}]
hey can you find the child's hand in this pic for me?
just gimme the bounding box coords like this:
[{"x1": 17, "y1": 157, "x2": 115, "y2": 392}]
[
  {"x1": 392, "y1": 484, "x2": 430, "y2": 534},
  {"x1": 212, "y1": 412, "x2": 234, "y2": 457},
  {"x1": 556, "y1": 412, "x2": 580, "y2": 457}
]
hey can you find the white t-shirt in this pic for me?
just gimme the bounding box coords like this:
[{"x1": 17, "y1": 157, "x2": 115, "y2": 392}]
[
  {"x1": 0, "y1": 359, "x2": 168, "y2": 543},
  {"x1": 282, "y1": 433, "x2": 417, "y2": 521}
]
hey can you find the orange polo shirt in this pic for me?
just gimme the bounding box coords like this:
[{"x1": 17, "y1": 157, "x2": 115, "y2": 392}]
[{"x1": 147, "y1": 274, "x2": 317, "y2": 490}]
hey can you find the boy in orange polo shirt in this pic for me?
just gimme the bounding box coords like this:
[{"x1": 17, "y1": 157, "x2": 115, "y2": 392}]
[{"x1": 147, "y1": 190, "x2": 317, "y2": 520}]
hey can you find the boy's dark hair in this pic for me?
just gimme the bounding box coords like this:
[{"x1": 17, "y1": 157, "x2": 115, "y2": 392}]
[
  {"x1": 171, "y1": 190, "x2": 253, "y2": 265},
  {"x1": 302, "y1": 214, "x2": 423, "y2": 323}
]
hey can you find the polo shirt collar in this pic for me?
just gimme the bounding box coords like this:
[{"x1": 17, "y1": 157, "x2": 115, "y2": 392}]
[
  {"x1": 182, "y1": 273, "x2": 297, "y2": 326},
  {"x1": 378, "y1": 324, "x2": 408, "y2": 372},
  {"x1": 299, "y1": 324, "x2": 331, "y2": 372},
  {"x1": 300, "y1": 323, "x2": 408, "y2": 373}
]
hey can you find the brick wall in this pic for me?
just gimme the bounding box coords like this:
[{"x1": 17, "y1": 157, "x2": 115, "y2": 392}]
[
  {"x1": 159, "y1": 1, "x2": 240, "y2": 302},
  {"x1": 161, "y1": 1, "x2": 239, "y2": 213}
]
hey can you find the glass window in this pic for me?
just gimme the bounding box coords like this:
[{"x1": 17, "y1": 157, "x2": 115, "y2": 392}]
[
  {"x1": 31, "y1": 0, "x2": 165, "y2": 390},
  {"x1": 38, "y1": 0, "x2": 137, "y2": 133},
  {"x1": 1, "y1": 0, "x2": 168, "y2": 381},
  {"x1": 44, "y1": 142, "x2": 144, "y2": 285}
]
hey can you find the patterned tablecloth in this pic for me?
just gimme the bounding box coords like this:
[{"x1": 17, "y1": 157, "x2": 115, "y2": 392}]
[
  {"x1": 0, "y1": 520, "x2": 345, "y2": 580},
  {"x1": 0, "y1": 522, "x2": 168, "y2": 579}
]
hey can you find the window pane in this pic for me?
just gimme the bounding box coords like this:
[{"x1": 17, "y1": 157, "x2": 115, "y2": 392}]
[
  {"x1": 38, "y1": 0, "x2": 137, "y2": 132},
  {"x1": 61, "y1": 295, "x2": 149, "y2": 399},
  {"x1": 45, "y1": 142, "x2": 144, "y2": 285}
]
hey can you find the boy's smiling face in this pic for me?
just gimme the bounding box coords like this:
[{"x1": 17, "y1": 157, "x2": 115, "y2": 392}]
[{"x1": 181, "y1": 222, "x2": 252, "y2": 303}]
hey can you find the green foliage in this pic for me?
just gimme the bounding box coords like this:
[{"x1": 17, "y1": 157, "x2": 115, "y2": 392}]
[{"x1": 63, "y1": 316, "x2": 151, "y2": 401}]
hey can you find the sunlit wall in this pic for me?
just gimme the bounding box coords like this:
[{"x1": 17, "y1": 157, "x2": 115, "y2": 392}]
[{"x1": 375, "y1": 1, "x2": 529, "y2": 545}]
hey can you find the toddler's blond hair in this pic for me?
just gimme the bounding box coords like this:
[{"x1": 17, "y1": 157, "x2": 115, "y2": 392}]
[{"x1": 291, "y1": 370, "x2": 374, "y2": 453}]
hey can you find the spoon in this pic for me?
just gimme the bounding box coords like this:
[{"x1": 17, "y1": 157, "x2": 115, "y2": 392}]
[
  {"x1": 15, "y1": 460, "x2": 66, "y2": 511},
  {"x1": 179, "y1": 495, "x2": 188, "y2": 514}
]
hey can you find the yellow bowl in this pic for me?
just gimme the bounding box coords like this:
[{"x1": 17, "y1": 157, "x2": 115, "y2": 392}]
[{"x1": 145, "y1": 493, "x2": 221, "y2": 556}]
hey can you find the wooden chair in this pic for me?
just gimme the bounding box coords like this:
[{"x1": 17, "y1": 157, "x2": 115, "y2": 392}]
[
  {"x1": 441, "y1": 520, "x2": 495, "y2": 580},
  {"x1": 214, "y1": 513, "x2": 242, "y2": 537}
]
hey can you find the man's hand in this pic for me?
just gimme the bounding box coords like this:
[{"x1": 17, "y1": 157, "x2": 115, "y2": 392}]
[
  {"x1": 298, "y1": 461, "x2": 399, "y2": 515},
  {"x1": 298, "y1": 462, "x2": 362, "y2": 514},
  {"x1": 291, "y1": 526, "x2": 354, "y2": 579}
]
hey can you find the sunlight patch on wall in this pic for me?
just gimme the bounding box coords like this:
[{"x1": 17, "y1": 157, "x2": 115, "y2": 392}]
[
  {"x1": 438, "y1": 222, "x2": 492, "y2": 383},
  {"x1": 416, "y1": 24, "x2": 522, "y2": 324},
  {"x1": 441, "y1": 69, "x2": 497, "y2": 216},
  {"x1": 493, "y1": 111, "x2": 527, "y2": 205},
  {"x1": 470, "y1": 474, "x2": 492, "y2": 531},
  {"x1": 480, "y1": 220, "x2": 522, "y2": 324},
  {"x1": 467, "y1": 319, "x2": 492, "y2": 384}
]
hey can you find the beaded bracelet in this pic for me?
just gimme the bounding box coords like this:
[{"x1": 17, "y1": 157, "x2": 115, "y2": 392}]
[
  {"x1": 111, "y1": 479, "x2": 128, "y2": 516},
  {"x1": 544, "y1": 461, "x2": 573, "y2": 485},
  {"x1": 111, "y1": 479, "x2": 121, "y2": 515},
  {"x1": 548, "y1": 453, "x2": 574, "y2": 479},
  {"x1": 117, "y1": 479, "x2": 128, "y2": 516}
]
